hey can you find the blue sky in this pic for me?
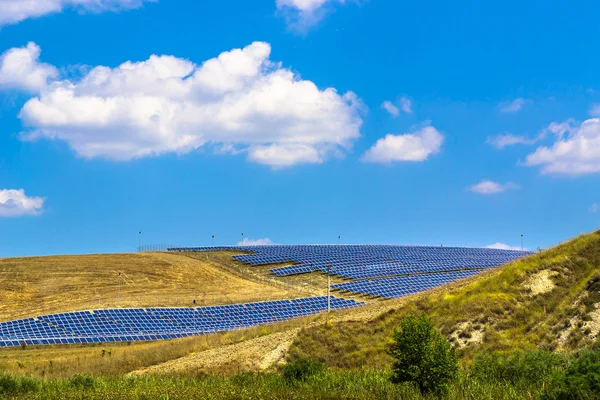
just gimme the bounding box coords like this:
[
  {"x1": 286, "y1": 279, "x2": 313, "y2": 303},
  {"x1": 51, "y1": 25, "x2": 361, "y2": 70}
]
[{"x1": 0, "y1": 0, "x2": 599, "y2": 256}]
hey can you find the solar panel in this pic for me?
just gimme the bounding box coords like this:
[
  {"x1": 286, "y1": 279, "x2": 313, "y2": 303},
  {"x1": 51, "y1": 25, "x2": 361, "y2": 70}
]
[{"x1": 0, "y1": 296, "x2": 363, "y2": 347}]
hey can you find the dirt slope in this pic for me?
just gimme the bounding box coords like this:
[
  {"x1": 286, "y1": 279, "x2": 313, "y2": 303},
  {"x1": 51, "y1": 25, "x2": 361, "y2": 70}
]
[{"x1": 130, "y1": 329, "x2": 301, "y2": 376}]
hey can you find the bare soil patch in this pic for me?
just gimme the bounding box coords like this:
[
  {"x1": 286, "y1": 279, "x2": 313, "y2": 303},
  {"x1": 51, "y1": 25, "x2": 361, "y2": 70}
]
[{"x1": 524, "y1": 269, "x2": 558, "y2": 296}]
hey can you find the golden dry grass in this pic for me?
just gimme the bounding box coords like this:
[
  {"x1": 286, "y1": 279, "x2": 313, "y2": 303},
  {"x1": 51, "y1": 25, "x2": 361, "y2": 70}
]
[{"x1": 0, "y1": 252, "x2": 305, "y2": 322}]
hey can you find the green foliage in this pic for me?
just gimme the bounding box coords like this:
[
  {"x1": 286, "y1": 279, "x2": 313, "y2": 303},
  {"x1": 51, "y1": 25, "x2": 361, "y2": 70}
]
[
  {"x1": 0, "y1": 374, "x2": 40, "y2": 397},
  {"x1": 543, "y1": 349, "x2": 600, "y2": 400},
  {"x1": 282, "y1": 358, "x2": 325, "y2": 383},
  {"x1": 388, "y1": 314, "x2": 458, "y2": 394},
  {"x1": 69, "y1": 374, "x2": 96, "y2": 389},
  {"x1": 471, "y1": 349, "x2": 567, "y2": 385}
]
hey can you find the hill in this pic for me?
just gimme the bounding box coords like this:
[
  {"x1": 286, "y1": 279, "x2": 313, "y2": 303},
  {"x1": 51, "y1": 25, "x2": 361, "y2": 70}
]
[
  {"x1": 288, "y1": 230, "x2": 600, "y2": 369},
  {"x1": 0, "y1": 251, "x2": 304, "y2": 322},
  {"x1": 2, "y1": 231, "x2": 599, "y2": 383}
]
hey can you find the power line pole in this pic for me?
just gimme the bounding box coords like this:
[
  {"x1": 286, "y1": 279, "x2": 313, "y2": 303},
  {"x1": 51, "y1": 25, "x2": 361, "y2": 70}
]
[
  {"x1": 117, "y1": 272, "x2": 121, "y2": 308},
  {"x1": 138, "y1": 231, "x2": 142, "y2": 252},
  {"x1": 241, "y1": 232, "x2": 244, "y2": 246},
  {"x1": 521, "y1": 234, "x2": 524, "y2": 251},
  {"x1": 327, "y1": 265, "x2": 331, "y2": 313}
]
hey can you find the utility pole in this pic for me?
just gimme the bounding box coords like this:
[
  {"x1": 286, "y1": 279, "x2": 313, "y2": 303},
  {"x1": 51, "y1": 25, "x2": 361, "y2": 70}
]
[
  {"x1": 521, "y1": 234, "x2": 524, "y2": 251},
  {"x1": 138, "y1": 231, "x2": 142, "y2": 252},
  {"x1": 117, "y1": 272, "x2": 121, "y2": 307},
  {"x1": 241, "y1": 232, "x2": 244, "y2": 246},
  {"x1": 310, "y1": 265, "x2": 313, "y2": 297},
  {"x1": 327, "y1": 265, "x2": 331, "y2": 313}
]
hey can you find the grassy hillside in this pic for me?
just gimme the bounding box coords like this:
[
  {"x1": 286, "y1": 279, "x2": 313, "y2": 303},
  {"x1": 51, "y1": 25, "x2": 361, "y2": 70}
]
[
  {"x1": 0, "y1": 252, "x2": 304, "y2": 322},
  {"x1": 289, "y1": 230, "x2": 600, "y2": 369}
]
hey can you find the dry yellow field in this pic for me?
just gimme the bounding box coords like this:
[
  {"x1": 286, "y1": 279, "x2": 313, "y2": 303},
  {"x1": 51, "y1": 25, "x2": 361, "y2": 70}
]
[{"x1": 0, "y1": 251, "x2": 305, "y2": 322}]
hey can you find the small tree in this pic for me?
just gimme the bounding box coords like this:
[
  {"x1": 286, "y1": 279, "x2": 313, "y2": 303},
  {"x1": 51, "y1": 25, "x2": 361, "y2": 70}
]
[{"x1": 388, "y1": 314, "x2": 458, "y2": 394}]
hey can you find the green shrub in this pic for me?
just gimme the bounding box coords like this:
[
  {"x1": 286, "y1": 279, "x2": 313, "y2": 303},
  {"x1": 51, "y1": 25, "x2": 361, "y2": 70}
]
[
  {"x1": 388, "y1": 314, "x2": 458, "y2": 394},
  {"x1": 69, "y1": 374, "x2": 96, "y2": 389},
  {"x1": 0, "y1": 374, "x2": 40, "y2": 397},
  {"x1": 543, "y1": 349, "x2": 600, "y2": 400},
  {"x1": 471, "y1": 349, "x2": 567, "y2": 385},
  {"x1": 282, "y1": 358, "x2": 325, "y2": 383}
]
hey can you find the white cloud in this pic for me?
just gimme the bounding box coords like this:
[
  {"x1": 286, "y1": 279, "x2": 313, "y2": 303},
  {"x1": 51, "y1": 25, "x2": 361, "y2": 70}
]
[
  {"x1": 381, "y1": 100, "x2": 399, "y2": 117},
  {"x1": 14, "y1": 41, "x2": 363, "y2": 168},
  {"x1": 399, "y1": 97, "x2": 412, "y2": 113},
  {"x1": 487, "y1": 133, "x2": 536, "y2": 149},
  {"x1": 591, "y1": 203, "x2": 599, "y2": 214},
  {"x1": 381, "y1": 97, "x2": 412, "y2": 117},
  {"x1": 468, "y1": 180, "x2": 520, "y2": 195},
  {"x1": 276, "y1": 0, "x2": 348, "y2": 29},
  {"x1": 525, "y1": 118, "x2": 600, "y2": 175},
  {"x1": 238, "y1": 238, "x2": 274, "y2": 246},
  {"x1": 542, "y1": 119, "x2": 576, "y2": 139},
  {"x1": 486, "y1": 242, "x2": 524, "y2": 251},
  {"x1": 0, "y1": 42, "x2": 58, "y2": 92},
  {"x1": 0, "y1": 0, "x2": 154, "y2": 27},
  {"x1": 590, "y1": 104, "x2": 600, "y2": 117},
  {"x1": 247, "y1": 143, "x2": 323, "y2": 168},
  {"x1": 500, "y1": 97, "x2": 526, "y2": 113},
  {"x1": 0, "y1": 189, "x2": 45, "y2": 217},
  {"x1": 361, "y1": 125, "x2": 443, "y2": 163}
]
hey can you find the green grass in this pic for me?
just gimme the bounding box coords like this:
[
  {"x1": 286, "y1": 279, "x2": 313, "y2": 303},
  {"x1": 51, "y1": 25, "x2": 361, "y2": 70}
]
[
  {"x1": 0, "y1": 370, "x2": 544, "y2": 400},
  {"x1": 288, "y1": 230, "x2": 600, "y2": 369}
]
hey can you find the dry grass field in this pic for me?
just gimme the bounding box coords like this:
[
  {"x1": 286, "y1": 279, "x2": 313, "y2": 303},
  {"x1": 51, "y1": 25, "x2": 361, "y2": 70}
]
[{"x1": 0, "y1": 251, "x2": 306, "y2": 322}]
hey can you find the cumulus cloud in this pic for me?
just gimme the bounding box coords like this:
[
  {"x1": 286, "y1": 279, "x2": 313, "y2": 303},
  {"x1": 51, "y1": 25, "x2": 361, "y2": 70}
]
[
  {"x1": 0, "y1": 189, "x2": 45, "y2": 217},
  {"x1": 12, "y1": 41, "x2": 363, "y2": 168},
  {"x1": 590, "y1": 104, "x2": 600, "y2": 117},
  {"x1": 0, "y1": 0, "x2": 154, "y2": 27},
  {"x1": 468, "y1": 180, "x2": 520, "y2": 195},
  {"x1": 361, "y1": 125, "x2": 443, "y2": 163},
  {"x1": 276, "y1": 0, "x2": 348, "y2": 29},
  {"x1": 381, "y1": 100, "x2": 399, "y2": 117},
  {"x1": 0, "y1": 42, "x2": 58, "y2": 92},
  {"x1": 500, "y1": 97, "x2": 526, "y2": 113},
  {"x1": 238, "y1": 237, "x2": 275, "y2": 246},
  {"x1": 486, "y1": 242, "x2": 524, "y2": 251},
  {"x1": 525, "y1": 118, "x2": 600, "y2": 175},
  {"x1": 487, "y1": 133, "x2": 536, "y2": 149}
]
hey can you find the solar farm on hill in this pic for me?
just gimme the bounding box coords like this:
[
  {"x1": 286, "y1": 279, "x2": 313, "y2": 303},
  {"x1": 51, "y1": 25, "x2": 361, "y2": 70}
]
[
  {"x1": 1, "y1": 232, "x2": 600, "y2": 399},
  {"x1": 1, "y1": 245, "x2": 529, "y2": 347}
]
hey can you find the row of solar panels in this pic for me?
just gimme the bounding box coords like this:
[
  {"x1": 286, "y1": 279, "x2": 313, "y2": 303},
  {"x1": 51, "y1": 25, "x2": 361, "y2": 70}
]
[
  {"x1": 0, "y1": 296, "x2": 363, "y2": 347},
  {"x1": 332, "y1": 270, "x2": 483, "y2": 299},
  {"x1": 268, "y1": 259, "x2": 512, "y2": 279},
  {"x1": 168, "y1": 245, "x2": 530, "y2": 280}
]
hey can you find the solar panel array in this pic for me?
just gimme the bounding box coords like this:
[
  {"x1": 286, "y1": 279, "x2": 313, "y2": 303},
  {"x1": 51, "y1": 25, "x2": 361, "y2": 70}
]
[
  {"x1": 332, "y1": 270, "x2": 483, "y2": 299},
  {"x1": 0, "y1": 296, "x2": 362, "y2": 347},
  {"x1": 169, "y1": 245, "x2": 531, "y2": 279},
  {"x1": 169, "y1": 244, "x2": 530, "y2": 300}
]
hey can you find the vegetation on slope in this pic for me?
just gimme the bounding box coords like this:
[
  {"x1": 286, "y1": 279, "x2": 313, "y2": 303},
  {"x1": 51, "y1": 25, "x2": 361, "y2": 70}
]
[{"x1": 289, "y1": 230, "x2": 600, "y2": 369}]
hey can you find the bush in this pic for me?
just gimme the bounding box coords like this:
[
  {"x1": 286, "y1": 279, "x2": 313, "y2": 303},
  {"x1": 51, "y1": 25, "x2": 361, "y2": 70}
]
[
  {"x1": 69, "y1": 374, "x2": 96, "y2": 389},
  {"x1": 471, "y1": 350, "x2": 567, "y2": 385},
  {"x1": 0, "y1": 374, "x2": 40, "y2": 397},
  {"x1": 282, "y1": 358, "x2": 325, "y2": 383},
  {"x1": 543, "y1": 349, "x2": 600, "y2": 400},
  {"x1": 388, "y1": 314, "x2": 458, "y2": 394}
]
